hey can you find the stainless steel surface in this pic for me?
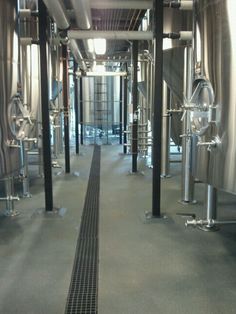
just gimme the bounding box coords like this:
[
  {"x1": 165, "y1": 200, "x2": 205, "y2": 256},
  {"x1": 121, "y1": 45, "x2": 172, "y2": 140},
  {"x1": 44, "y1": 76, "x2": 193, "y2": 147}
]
[
  {"x1": 162, "y1": 7, "x2": 192, "y2": 146},
  {"x1": 191, "y1": 0, "x2": 236, "y2": 194},
  {"x1": 206, "y1": 185, "x2": 217, "y2": 221},
  {"x1": 68, "y1": 30, "x2": 153, "y2": 41},
  {"x1": 161, "y1": 81, "x2": 171, "y2": 177},
  {"x1": 181, "y1": 46, "x2": 195, "y2": 203},
  {"x1": 43, "y1": 0, "x2": 69, "y2": 30},
  {"x1": 0, "y1": 0, "x2": 22, "y2": 177},
  {"x1": 0, "y1": 177, "x2": 20, "y2": 216}
]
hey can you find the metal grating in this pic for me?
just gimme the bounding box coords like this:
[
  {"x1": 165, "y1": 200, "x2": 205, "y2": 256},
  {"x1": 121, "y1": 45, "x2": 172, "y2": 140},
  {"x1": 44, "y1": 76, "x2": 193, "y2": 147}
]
[{"x1": 65, "y1": 145, "x2": 101, "y2": 314}]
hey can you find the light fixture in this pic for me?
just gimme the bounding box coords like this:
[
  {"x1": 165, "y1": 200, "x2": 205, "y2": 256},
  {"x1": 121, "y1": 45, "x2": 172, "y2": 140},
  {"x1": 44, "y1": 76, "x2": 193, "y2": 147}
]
[{"x1": 94, "y1": 38, "x2": 106, "y2": 55}]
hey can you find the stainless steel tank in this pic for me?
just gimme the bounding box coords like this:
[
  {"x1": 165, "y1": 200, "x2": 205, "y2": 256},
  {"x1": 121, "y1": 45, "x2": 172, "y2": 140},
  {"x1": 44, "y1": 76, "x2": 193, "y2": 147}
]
[
  {"x1": 0, "y1": 0, "x2": 21, "y2": 177},
  {"x1": 191, "y1": 0, "x2": 236, "y2": 194}
]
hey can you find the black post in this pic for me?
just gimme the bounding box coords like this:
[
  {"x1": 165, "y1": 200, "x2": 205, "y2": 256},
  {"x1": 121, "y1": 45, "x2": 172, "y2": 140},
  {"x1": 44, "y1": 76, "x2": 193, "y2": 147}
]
[
  {"x1": 74, "y1": 61, "x2": 79, "y2": 155},
  {"x1": 38, "y1": 0, "x2": 53, "y2": 211},
  {"x1": 62, "y1": 45, "x2": 70, "y2": 173},
  {"x1": 80, "y1": 77, "x2": 84, "y2": 145},
  {"x1": 123, "y1": 75, "x2": 128, "y2": 154},
  {"x1": 132, "y1": 41, "x2": 138, "y2": 173},
  {"x1": 152, "y1": 0, "x2": 164, "y2": 217},
  {"x1": 119, "y1": 76, "x2": 123, "y2": 144}
]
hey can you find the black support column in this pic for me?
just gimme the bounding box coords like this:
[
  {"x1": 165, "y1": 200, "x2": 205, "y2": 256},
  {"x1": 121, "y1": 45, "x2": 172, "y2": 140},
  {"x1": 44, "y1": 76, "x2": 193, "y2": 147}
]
[
  {"x1": 152, "y1": 0, "x2": 164, "y2": 217},
  {"x1": 119, "y1": 76, "x2": 123, "y2": 145},
  {"x1": 123, "y1": 75, "x2": 128, "y2": 154},
  {"x1": 132, "y1": 41, "x2": 138, "y2": 173},
  {"x1": 38, "y1": 0, "x2": 53, "y2": 211},
  {"x1": 62, "y1": 45, "x2": 70, "y2": 173},
  {"x1": 74, "y1": 61, "x2": 79, "y2": 155},
  {"x1": 79, "y1": 78, "x2": 84, "y2": 145}
]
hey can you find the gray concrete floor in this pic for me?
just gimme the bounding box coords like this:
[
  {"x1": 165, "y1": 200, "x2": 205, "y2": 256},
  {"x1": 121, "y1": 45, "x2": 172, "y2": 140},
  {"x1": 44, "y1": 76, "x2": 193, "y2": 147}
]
[{"x1": 1, "y1": 145, "x2": 236, "y2": 313}]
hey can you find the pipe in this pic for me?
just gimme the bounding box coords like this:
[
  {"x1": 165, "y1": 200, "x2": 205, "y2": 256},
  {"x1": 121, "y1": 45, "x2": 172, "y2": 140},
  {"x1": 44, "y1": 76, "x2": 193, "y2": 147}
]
[
  {"x1": 119, "y1": 76, "x2": 123, "y2": 145},
  {"x1": 62, "y1": 45, "x2": 70, "y2": 173},
  {"x1": 70, "y1": 0, "x2": 91, "y2": 30},
  {"x1": 132, "y1": 41, "x2": 138, "y2": 173},
  {"x1": 123, "y1": 76, "x2": 128, "y2": 154},
  {"x1": 206, "y1": 185, "x2": 217, "y2": 222},
  {"x1": 69, "y1": 39, "x2": 87, "y2": 71},
  {"x1": 39, "y1": 0, "x2": 53, "y2": 211},
  {"x1": 0, "y1": 177, "x2": 20, "y2": 216},
  {"x1": 181, "y1": 46, "x2": 195, "y2": 203},
  {"x1": 80, "y1": 78, "x2": 84, "y2": 145},
  {"x1": 161, "y1": 81, "x2": 171, "y2": 178},
  {"x1": 74, "y1": 61, "x2": 79, "y2": 155},
  {"x1": 90, "y1": 0, "x2": 152, "y2": 9},
  {"x1": 70, "y1": 0, "x2": 96, "y2": 66},
  {"x1": 42, "y1": 0, "x2": 86, "y2": 70},
  {"x1": 152, "y1": 0, "x2": 163, "y2": 217},
  {"x1": 68, "y1": 30, "x2": 153, "y2": 41},
  {"x1": 42, "y1": 0, "x2": 69, "y2": 30}
]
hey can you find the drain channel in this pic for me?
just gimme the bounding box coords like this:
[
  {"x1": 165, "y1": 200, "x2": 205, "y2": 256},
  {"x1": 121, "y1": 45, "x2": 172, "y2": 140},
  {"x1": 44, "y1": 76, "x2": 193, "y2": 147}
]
[{"x1": 65, "y1": 146, "x2": 101, "y2": 314}]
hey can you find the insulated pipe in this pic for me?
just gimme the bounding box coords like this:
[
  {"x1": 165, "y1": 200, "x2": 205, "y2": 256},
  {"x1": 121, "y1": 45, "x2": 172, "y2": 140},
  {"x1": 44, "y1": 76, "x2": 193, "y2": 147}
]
[
  {"x1": 70, "y1": 0, "x2": 91, "y2": 29},
  {"x1": 42, "y1": 0, "x2": 86, "y2": 70},
  {"x1": 38, "y1": 0, "x2": 53, "y2": 211},
  {"x1": 68, "y1": 30, "x2": 153, "y2": 41},
  {"x1": 69, "y1": 39, "x2": 87, "y2": 71},
  {"x1": 70, "y1": 0, "x2": 96, "y2": 65},
  {"x1": 152, "y1": 0, "x2": 163, "y2": 217},
  {"x1": 66, "y1": 0, "x2": 193, "y2": 11},
  {"x1": 90, "y1": 0, "x2": 152, "y2": 9},
  {"x1": 42, "y1": 0, "x2": 69, "y2": 30}
]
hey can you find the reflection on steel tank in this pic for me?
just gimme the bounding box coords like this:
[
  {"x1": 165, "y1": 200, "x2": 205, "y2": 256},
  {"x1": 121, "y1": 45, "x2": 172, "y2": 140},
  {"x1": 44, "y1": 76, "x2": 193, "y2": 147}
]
[
  {"x1": 191, "y1": 0, "x2": 236, "y2": 194},
  {"x1": 0, "y1": 0, "x2": 22, "y2": 177}
]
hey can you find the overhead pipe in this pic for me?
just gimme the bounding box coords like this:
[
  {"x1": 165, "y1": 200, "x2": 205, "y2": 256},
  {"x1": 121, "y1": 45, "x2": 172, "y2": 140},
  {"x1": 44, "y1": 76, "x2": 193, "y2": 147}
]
[
  {"x1": 70, "y1": 0, "x2": 96, "y2": 65},
  {"x1": 68, "y1": 30, "x2": 153, "y2": 41},
  {"x1": 91, "y1": 0, "x2": 152, "y2": 9},
  {"x1": 42, "y1": 0, "x2": 70, "y2": 30},
  {"x1": 42, "y1": 0, "x2": 86, "y2": 71},
  {"x1": 66, "y1": 0, "x2": 193, "y2": 11}
]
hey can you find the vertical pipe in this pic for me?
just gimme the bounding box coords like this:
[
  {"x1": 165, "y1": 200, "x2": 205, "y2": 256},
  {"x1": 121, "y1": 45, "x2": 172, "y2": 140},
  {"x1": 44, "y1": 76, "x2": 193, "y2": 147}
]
[
  {"x1": 123, "y1": 75, "x2": 128, "y2": 154},
  {"x1": 119, "y1": 76, "x2": 123, "y2": 144},
  {"x1": 181, "y1": 46, "x2": 195, "y2": 203},
  {"x1": 161, "y1": 81, "x2": 171, "y2": 177},
  {"x1": 80, "y1": 77, "x2": 84, "y2": 145},
  {"x1": 74, "y1": 61, "x2": 79, "y2": 154},
  {"x1": 62, "y1": 44, "x2": 70, "y2": 173},
  {"x1": 152, "y1": 0, "x2": 163, "y2": 217},
  {"x1": 206, "y1": 185, "x2": 217, "y2": 221},
  {"x1": 38, "y1": 0, "x2": 53, "y2": 211},
  {"x1": 132, "y1": 41, "x2": 138, "y2": 173}
]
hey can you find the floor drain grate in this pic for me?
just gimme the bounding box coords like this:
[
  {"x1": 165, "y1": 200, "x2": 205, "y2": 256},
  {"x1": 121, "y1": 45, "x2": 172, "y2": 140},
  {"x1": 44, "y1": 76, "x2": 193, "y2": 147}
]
[{"x1": 65, "y1": 146, "x2": 101, "y2": 314}]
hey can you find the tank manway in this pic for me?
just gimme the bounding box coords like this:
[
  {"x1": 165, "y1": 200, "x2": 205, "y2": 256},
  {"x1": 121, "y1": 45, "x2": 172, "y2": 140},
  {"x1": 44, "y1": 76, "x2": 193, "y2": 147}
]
[{"x1": 65, "y1": 145, "x2": 101, "y2": 314}]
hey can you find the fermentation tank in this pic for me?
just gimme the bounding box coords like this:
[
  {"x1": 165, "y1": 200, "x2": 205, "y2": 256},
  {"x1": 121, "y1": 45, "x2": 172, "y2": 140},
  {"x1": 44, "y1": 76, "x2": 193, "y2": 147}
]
[
  {"x1": 191, "y1": 0, "x2": 236, "y2": 194},
  {"x1": 0, "y1": 0, "x2": 21, "y2": 177}
]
